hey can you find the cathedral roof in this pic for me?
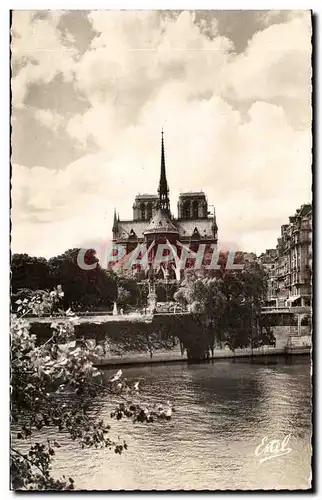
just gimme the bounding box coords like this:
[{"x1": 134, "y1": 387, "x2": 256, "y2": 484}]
[
  {"x1": 143, "y1": 209, "x2": 179, "y2": 235},
  {"x1": 115, "y1": 217, "x2": 215, "y2": 241},
  {"x1": 115, "y1": 220, "x2": 147, "y2": 240},
  {"x1": 177, "y1": 219, "x2": 214, "y2": 239}
]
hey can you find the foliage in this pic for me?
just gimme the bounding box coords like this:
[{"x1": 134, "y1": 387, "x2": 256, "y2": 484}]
[
  {"x1": 117, "y1": 286, "x2": 132, "y2": 309},
  {"x1": 10, "y1": 287, "x2": 173, "y2": 490},
  {"x1": 174, "y1": 260, "x2": 275, "y2": 359},
  {"x1": 11, "y1": 254, "x2": 49, "y2": 294},
  {"x1": 116, "y1": 277, "x2": 139, "y2": 307},
  {"x1": 107, "y1": 323, "x2": 176, "y2": 359},
  {"x1": 48, "y1": 249, "x2": 118, "y2": 310},
  {"x1": 11, "y1": 250, "x2": 118, "y2": 312},
  {"x1": 137, "y1": 281, "x2": 149, "y2": 309},
  {"x1": 155, "y1": 280, "x2": 179, "y2": 302}
]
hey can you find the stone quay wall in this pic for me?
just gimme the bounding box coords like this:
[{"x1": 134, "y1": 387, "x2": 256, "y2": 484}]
[{"x1": 27, "y1": 312, "x2": 311, "y2": 367}]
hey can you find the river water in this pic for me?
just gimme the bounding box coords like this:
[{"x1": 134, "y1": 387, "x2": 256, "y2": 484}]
[{"x1": 47, "y1": 356, "x2": 311, "y2": 490}]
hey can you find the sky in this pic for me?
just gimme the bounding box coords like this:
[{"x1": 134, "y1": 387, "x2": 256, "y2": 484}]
[{"x1": 11, "y1": 9, "x2": 312, "y2": 258}]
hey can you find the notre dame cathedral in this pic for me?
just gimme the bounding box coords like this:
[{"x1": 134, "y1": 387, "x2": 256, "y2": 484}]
[{"x1": 112, "y1": 131, "x2": 218, "y2": 262}]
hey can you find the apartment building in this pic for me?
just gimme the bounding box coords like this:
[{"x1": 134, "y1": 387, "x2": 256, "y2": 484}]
[{"x1": 259, "y1": 204, "x2": 312, "y2": 308}]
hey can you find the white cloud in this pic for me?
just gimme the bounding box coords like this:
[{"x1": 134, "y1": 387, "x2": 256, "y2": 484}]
[
  {"x1": 11, "y1": 159, "x2": 114, "y2": 257},
  {"x1": 68, "y1": 10, "x2": 311, "y2": 152},
  {"x1": 71, "y1": 11, "x2": 233, "y2": 126},
  {"x1": 222, "y1": 12, "x2": 312, "y2": 129},
  {"x1": 11, "y1": 11, "x2": 78, "y2": 109},
  {"x1": 34, "y1": 109, "x2": 65, "y2": 132}
]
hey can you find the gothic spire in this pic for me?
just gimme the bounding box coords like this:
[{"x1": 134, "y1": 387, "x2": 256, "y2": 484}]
[
  {"x1": 112, "y1": 208, "x2": 118, "y2": 232},
  {"x1": 212, "y1": 207, "x2": 218, "y2": 239},
  {"x1": 158, "y1": 129, "x2": 170, "y2": 213}
]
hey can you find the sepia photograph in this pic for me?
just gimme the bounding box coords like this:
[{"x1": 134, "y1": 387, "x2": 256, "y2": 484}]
[{"x1": 10, "y1": 9, "x2": 312, "y2": 491}]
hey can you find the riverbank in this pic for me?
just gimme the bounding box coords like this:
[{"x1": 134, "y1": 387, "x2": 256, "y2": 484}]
[
  {"x1": 27, "y1": 312, "x2": 311, "y2": 368},
  {"x1": 95, "y1": 344, "x2": 311, "y2": 368}
]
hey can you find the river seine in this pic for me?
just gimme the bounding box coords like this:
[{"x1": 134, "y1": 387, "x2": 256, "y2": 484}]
[{"x1": 49, "y1": 356, "x2": 311, "y2": 490}]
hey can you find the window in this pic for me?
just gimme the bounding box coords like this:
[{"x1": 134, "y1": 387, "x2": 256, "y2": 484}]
[
  {"x1": 183, "y1": 200, "x2": 190, "y2": 219},
  {"x1": 147, "y1": 203, "x2": 152, "y2": 220},
  {"x1": 192, "y1": 200, "x2": 199, "y2": 219},
  {"x1": 140, "y1": 202, "x2": 146, "y2": 220}
]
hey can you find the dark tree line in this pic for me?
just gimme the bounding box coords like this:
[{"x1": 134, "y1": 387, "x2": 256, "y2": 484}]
[
  {"x1": 11, "y1": 250, "x2": 179, "y2": 314},
  {"x1": 11, "y1": 249, "x2": 118, "y2": 311}
]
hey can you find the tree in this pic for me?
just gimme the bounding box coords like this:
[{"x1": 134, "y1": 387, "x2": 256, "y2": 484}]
[
  {"x1": 11, "y1": 254, "x2": 49, "y2": 294},
  {"x1": 11, "y1": 250, "x2": 118, "y2": 312},
  {"x1": 174, "y1": 260, "x2": 275, "y2": 359},
  {"x1": 117, "y1": 286, "x2": 131, "y2": 310},
  {"x1": 116, "y1": 277, "x2": 139, "y2": 308},
  {"x1": 11, "y1": 288, "x2": 173, "y2": 490},
  {"x1": 137, "y1": 282, "x2": 149, "y2": 310},
  {"x1": 47, "y1": 249, "x2": 117, "y2": 310}
]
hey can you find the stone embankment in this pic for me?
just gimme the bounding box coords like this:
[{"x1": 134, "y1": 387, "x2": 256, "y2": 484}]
[{"x1": 27, "y1": 311, "x2": 311, "y2": 367}]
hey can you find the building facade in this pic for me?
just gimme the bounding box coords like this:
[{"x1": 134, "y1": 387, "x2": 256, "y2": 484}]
[
  {"x1": 112, "y1": 132, "x2": 218, "y2": 275},
  {"x1": 259, "y1": 204, "x2": 312, "y2": 308}
]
